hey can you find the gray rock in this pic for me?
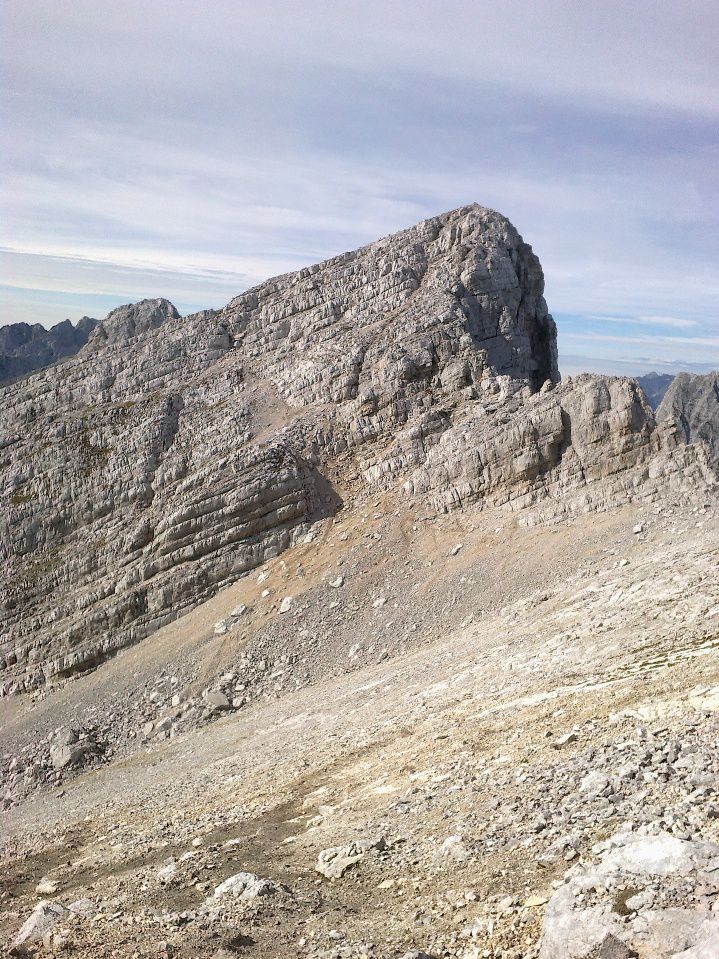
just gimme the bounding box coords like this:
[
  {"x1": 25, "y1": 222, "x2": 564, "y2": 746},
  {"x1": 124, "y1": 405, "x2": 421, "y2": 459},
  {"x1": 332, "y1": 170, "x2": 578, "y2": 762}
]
[
  {"x1": 436, "y1": 835, "x2": 470, "y2": 862},
  {"x1": 657, "y1": 371, "x2": 719, "y2": 468},
  {"x1": 316, "y1": 837, "x2": 386, "y2": 879},
  {"x1": 67, "y1": 898, "x2": 96, "y2": 917},
  {"x1": 205, "y1": 691, "x2": 231, "y2": 711},
  {"x1": 9, "y1": 901, "x2": 66, "y2": 954},
  {"x1": 211, "y1": 871, "x2": 279, "y2": 899},
  {"x1": 49, "y1": 741, "x2": 89, "y2": 770}
]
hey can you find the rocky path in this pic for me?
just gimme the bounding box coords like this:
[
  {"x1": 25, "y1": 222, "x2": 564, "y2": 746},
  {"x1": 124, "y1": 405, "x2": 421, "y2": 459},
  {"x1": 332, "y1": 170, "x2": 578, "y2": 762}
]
[{"x1": 2, "y1": 497, "x2": 718, "y2": 957}]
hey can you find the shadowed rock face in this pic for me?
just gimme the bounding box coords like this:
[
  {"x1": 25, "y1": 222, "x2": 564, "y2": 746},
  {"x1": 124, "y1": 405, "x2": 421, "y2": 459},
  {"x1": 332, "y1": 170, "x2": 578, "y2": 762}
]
[
  {"x1": 636, "y1": 372, "x2": 675, "y2": 409},
  {"x1": 0, "y1": 205, "x2": 714, "y2": 694},
  {"x1": 0, "y1": 316, "x2": 98, "y2": 384},
  {"x1": 657, "y1": 371, "x2": 719, "y2": 468}
]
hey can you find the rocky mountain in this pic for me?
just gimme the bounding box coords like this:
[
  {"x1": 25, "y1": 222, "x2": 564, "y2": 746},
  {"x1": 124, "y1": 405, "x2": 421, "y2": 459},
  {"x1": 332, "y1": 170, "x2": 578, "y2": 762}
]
[
  {"x1": 0, "y1": 316, "x2": 98, "y2": 384},
  {"x1": 636, "y1": 371, "x2": 674, "y2": 409},
  {"x1": 2, "y1": 205, "x2": 719, "y2": 959},
  {"x1": 1, "y1": 206, "x2": 715, "y2": 698},
  {"x1": 657, "y1": 370, "x2": 719, "y2": 467}
]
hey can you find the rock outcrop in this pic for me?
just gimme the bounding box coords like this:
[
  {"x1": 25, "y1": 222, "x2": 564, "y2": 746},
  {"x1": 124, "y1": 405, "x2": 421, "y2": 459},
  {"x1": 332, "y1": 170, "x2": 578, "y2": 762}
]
[
  {"x1": 0, "y1": 316, "x2": 97, "y2": 384},
  {"x1": 0, "y1": 205, "x2": 714, "y2": 694},
  {"x1": 657, "y1": 371, "x2": 719, "y2": 468},
  {"x1": 82, "y1": 297, "x2": 180, "y2": 353}
]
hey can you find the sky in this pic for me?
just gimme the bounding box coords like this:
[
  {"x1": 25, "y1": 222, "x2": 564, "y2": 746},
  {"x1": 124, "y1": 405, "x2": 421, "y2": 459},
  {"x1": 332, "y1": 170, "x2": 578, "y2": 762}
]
[{"x1": 1, "y1": 1, "x2": 718, "y2": 377}]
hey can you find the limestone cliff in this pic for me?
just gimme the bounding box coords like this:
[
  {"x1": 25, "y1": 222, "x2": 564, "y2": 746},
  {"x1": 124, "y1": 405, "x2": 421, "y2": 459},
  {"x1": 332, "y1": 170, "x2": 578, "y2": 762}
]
[
  {"x1": 657, "y1": 370, "x2": 719, "y2": 468},
  {"x1": 0, "y1": 205, "x2": 713, "y2": 694}
]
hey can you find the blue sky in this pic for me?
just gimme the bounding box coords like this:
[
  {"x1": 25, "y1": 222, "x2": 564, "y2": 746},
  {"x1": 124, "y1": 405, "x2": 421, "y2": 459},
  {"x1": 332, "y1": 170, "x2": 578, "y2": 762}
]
[{"x1": 1, "y1": 1, "x2": 717, "y2": 376}]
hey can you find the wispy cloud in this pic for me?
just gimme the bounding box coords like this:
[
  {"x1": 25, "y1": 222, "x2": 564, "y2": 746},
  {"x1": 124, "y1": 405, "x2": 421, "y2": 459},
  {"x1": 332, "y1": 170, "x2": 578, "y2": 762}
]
[
  {"x1": 589, "y1": 315, "x2": 698, "y2": 330},
  {"x1": 1, "y1": 1, "x2": 718, "y2": 376}
]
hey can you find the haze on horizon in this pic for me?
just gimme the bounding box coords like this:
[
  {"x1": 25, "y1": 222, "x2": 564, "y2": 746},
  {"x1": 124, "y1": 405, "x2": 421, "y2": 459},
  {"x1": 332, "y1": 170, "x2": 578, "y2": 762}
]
[{"x1": 1, "y1": 0, "x2": 717, "y2": 377}]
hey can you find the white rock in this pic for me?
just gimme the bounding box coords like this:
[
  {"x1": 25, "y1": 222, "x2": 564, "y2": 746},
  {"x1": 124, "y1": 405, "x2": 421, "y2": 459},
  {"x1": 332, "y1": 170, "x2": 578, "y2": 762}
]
[
  {"x1": 212, "y1": 871, "x2": 278, "y2": 900},
  {"x1": 540, "y1": 831, "x2": 719, "y2": 959},
  {"x1": 316, "y1": 837, "x2": 385, "y2": 879},
  {"x1": 35, "y1": 877, "x2": 58, "y2": 895},
  {"x1": 436, "y1": 835, "x2": 470, "y2": 862},
  {"x1": 10, "y1": 902, "x2": 66, "y2": 954}
]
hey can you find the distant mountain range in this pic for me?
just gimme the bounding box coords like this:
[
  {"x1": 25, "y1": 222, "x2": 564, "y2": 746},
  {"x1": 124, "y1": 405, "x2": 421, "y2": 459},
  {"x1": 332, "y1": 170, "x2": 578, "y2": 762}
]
[
  {"x1": 0, "y1": 316, "x2": 98, "y2": 384},
  {"x1": 636, "y1": 371, "x2": 675, "y2": 409}
]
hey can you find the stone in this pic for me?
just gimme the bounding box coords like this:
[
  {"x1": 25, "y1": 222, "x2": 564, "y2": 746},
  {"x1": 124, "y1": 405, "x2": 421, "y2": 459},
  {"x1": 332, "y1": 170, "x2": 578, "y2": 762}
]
[
  {"x1": 525, "y1": 894, "x2": 549, "y2": 908},
  {"x1": 10, "y1": 901, "x2": 66, "y2": 955},
  {"x1": 436, "y1": 835, "x2": 470, "y2": 862},
  {"x1": 540, "y1": 830, "x2": 719, "y2": 959},
  {"x1": 211, "y1": 871, "x2": 279, "y2": 900},
  {"x1": 205, "y1": 691, "x2": 231, "y2": 711},
  {"x1": 49, "y1": 742, "x2": 89, "y2": 770},
  {"x1": 35, "y1": 877, "x2": 58, "y2": 895},
  {"x1": 279, "y1": 596, "x2": 293, "y2": 614},
  {"x1": 672, "y1": 929, "x2": 719, "y2": 958},
  {"x1": 553, "y1": 731, "x2": 579, "y2": 749},
  {"x1": 329, "y1": 577, "x2": 345, "y2": 589},
  {"x1": 157, "y1": 861, "x2": 177, "y2": 882},
  {"x1": 580, "y1": 772, "x2": 610, "y2": 798},
  {"x1": 67, "y1": 898, "x2": 96, "y2": 917},
  {"x1": 316, "y1": 837, "x2": 386, "y2": 879}
]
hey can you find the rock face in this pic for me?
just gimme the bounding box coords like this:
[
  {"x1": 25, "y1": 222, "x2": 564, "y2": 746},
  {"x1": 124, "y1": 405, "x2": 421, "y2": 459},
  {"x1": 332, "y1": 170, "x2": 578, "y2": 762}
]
[
  {"x1": 636, "y1": 371, "x2": 675, "y2": 409},
  {"x1": 0, "y1": 205, "x2": 714, "y2": 694},
  {"x1": 657, "y1": 371, "x2": 719, "y2": 468},
  {"x1": 82, "y1": 298, "x2": 180, "y2": 353},
  {"x1": 0, "y1": 316, "x2": 97, "y2": 384}
]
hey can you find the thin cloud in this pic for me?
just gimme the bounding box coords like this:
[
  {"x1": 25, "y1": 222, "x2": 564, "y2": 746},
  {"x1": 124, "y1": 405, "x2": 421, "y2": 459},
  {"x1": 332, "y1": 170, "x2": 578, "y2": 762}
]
[
  {"x1": 588, "y1": 315, "x2": 698, "y2": 329},
  {"x1": 1, "y1": 0, "x2": 718, "y2": 378}
]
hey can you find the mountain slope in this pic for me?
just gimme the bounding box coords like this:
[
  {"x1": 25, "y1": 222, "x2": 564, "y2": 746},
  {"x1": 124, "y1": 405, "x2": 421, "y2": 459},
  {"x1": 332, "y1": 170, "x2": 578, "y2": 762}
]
[{"x1": 0, "y1": 206, "x2": 714, "y2": 699}]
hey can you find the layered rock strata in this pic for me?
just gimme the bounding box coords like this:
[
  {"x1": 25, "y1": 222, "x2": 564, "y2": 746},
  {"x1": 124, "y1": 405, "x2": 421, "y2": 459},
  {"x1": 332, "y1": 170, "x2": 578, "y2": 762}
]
[
  {"x1": 657, "y1": 370, "x2": 719, "y2": 468},
  {"x1": 0, "y1": 205, "x2": 714, "y2": 694}
]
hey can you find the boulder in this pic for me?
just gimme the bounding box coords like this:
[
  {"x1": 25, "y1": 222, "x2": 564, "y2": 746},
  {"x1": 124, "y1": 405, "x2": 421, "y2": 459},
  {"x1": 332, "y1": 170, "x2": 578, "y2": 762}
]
[{"x1": 10, "y1": 901, "x2": 66, "y2": 955}]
